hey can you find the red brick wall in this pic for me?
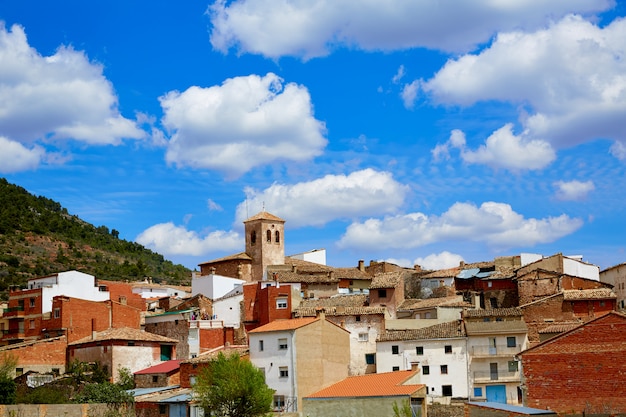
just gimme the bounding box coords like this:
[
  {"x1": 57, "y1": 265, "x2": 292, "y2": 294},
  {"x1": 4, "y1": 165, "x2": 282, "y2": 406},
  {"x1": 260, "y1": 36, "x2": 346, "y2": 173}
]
[
  {"x1": 99, "y1": 280, "x2": 146, "y2": 311},
  {"x1": 521, "y1": 313, "x2": 626, "y2": 414},
  {"x1": 3, "y1": 337, "x2": 67, "y2": 370},
  {"x1": 45, "y1": 297, "x2": 141, "y2": 343},
  {"x1": 198, "y1": 328, "x2": 235, "y2": 353},
  {"x1": 179, "y1": 361, "x2": 210, "y2": 389}
]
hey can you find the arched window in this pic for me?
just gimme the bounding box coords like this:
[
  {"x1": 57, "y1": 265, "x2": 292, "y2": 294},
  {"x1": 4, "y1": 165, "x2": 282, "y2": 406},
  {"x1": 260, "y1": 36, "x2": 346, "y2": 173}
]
[
  {"x1": 266, "y1": 230, "x2": 272, "y2": 242},
  {"x1": 275, "y1": 230, "x2": 280, "y2": 243},
  {"x1": 251, "y1": 231, "x2": 256, "y2": 245}
]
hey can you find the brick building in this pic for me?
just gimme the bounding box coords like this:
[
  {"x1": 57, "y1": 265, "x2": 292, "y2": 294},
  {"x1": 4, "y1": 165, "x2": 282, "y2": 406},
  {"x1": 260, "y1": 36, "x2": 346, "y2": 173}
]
[
  {"x1": 0, "y1": 336, "x2": 67, "y2": 376},
  {"x1": 242, "y1": 281, "x2": 296, "y2": 332},
  {"x1": 519, "y1": 311, "x2": 626, "y2": 415}
]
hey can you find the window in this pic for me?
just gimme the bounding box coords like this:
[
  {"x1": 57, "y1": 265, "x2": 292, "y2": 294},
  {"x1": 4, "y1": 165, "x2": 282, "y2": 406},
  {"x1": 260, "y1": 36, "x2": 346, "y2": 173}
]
[
  {"x1": 159, "y1": 404, "x2": 167, "y2": 415},
  {"x1": 29, "y1": 298, "x2": 35, "y2": 308},
  {"x1": 474, "y1": 387, "x2": 483, "y2": 397},
  {"x1": 275, "y1": 231, "x2": 280, "y2": 243},
  {"x1": 278, "y1": 338, "x2": 288, "y2": 350},
  {"x1": 416, "y1": 346, "x2": 424, "y2": 355},
  {"x1": 251, "y1": 231, "x2": 256, "y2": 245},
  {"x1": 508, "y1": 360, "x2": 519, "y2": 372},
  {"x1": 279, "y1": 367, "x2": 288, "y2": 378},
  {"x1": 29, "y1": 319, "x2": 35, "y2": 329},
  {"x1": 152, "y1": 375, "x2": 159, "y2": 383},
  {"x1": 392, "y1": 345, "x2": 399, "y2": 355},
  {"x1": 358, "y1": 333, "x2": 369, "y2": 342},
  {"x1": 487, "y1": 281, "x2": 493, "y2": 288},
  {"x1": 266, "y1": 230, "x2": 272, "y2": 242},
  {"x1": 442, "y1": 385, "x2": 453, "y2": 397},
  {"x1": 190, "y1": 376, "x2": 197, "y2": 385},
  {"x1": 378, "y1": 289, "x2": 387, "y2": 298},
  {"x1": 365, "y1": 353, "x2": 376, "y2": 365},
  {"x1": 490, "y1": 297, "x2": 498, "y2": 308},
  {"x1": 355, "y1": 315, "x2": 361, "y2": 322},
  {"x1": 128, "y1": 341, "x2": 135, "y2": 346},
  {"x1": 444, "y1": 345, "x2": 452, "y2": 354},
  {"x1": 507, "y1": 336, "x2": 516, "y2": 348},
  {"x1": 276, "y1": 297, "x2": 288, "y2": 309},
  {"x1": 440, "y1": 365, "x2": 448, "y2": 374},
  {"x1": 274, "y1": 395, "x2": 285, "y2": 410},
  {"x1": 259, "y1": 340, "x2": 264, "y2": 351},
  {"x1": 15, "y1": 368, "x2": 23, "y2": 376},
  {"x1": 53, "y1": 308, "x2": 60, "y2": 319},
  {"x1": 393, "y1": 366, "x2": 400, "y2": 371},
  {"x1": 422, "y1": 366, "x2": 430, "y2": 375}
]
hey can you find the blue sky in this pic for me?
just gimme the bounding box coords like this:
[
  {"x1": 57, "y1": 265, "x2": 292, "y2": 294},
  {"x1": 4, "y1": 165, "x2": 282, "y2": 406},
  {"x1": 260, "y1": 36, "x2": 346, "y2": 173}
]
[{"x1": 1, "y1": 1, "x2": 625, "y2": 272}]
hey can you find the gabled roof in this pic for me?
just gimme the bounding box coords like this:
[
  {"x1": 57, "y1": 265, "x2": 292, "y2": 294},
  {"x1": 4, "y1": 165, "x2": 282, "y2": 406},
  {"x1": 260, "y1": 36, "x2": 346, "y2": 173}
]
[
  {"x1": 398, "y1": 295, "x2": 471, "y2": 311},
  {"x1": 298, "y1": 294, "x2": 368, "y2": 309},
  {"x1": 134, "y1": 360, "x2": 181, "y2": 375},
  {"x1": 463, "y1": 307, "x2": 524, "y2": 318},
  {"x1": 378, "y1": 320, "x2": 466, "y2": 342},
  {"x1": 248, "y1": 317, "x2": 319, "y2": 333},
  {"x1": 182, "y1": 345, "x2": 249, "y2": 364},
  {"x1": 305, "y1": 370, "x2": 424, "y2": 398},
  {"x1": 68, "y1": 327, "x2": 178, "y2": 345},
  {"x1": 370, "y1": 272, "x2": 403, "y2": 289},
  {"x1": 294, "y1": 306, "x2": 386, "y2": 317},
  {"x1": 519, "y1": 311, "x2": 626, "y2": 355}
]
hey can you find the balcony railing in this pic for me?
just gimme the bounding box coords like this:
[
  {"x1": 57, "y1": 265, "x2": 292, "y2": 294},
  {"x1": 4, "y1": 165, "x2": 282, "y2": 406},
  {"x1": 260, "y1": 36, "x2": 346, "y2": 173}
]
[
  {"x1": 471, "y1": 344, "x2": 521, "y2": 357},
  {"x1": 473, "y1": 370, "x2": 521, "y2": 383}
]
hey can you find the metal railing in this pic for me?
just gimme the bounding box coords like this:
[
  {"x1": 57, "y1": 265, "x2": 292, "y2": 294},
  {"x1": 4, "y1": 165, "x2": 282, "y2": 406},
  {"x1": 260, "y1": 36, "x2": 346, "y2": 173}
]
[
  {"x1": 473, "y1": 370, "x2": 520, "y2": 382},
  {"x1": 471, "y1": 344, "x2": 521, "y2": 357}
]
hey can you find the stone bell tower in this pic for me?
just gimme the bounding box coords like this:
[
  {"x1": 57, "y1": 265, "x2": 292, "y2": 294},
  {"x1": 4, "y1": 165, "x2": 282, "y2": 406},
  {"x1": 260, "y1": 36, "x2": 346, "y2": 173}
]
[{"x1": 244, "y1": 211, "x2": 285, "y2": 281}]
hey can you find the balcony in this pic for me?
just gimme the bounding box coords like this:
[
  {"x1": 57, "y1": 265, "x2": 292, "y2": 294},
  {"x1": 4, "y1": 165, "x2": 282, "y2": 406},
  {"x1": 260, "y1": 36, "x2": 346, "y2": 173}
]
[
  {"x1": 2, "y1": 306, "x2": 25, "y2": 317},
  {"x1": 471, "y1": 344, "x2": 521, "y2": 358},
  {"x1": 473, "y1": 370, "x2": 521, "y2": 383}
]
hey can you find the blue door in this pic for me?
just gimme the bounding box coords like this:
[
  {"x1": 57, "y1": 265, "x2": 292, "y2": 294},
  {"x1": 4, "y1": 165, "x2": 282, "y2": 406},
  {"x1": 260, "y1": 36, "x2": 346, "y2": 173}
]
[{"x1": 486, "y1": 385, "x2": 506, "y2": 403}]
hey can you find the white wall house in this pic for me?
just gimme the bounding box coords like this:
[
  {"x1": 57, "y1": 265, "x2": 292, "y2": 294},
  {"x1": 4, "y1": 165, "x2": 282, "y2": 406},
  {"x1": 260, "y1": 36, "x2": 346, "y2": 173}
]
[
  {"x1": 192, "y1": 274, "x2": 246, "y2": 300},
  {"x1": 131, "y1": 281, "x2": 191, "y2": 299},
  {"x1": 463, "y1": 308, "x2": 528, "y2": 405},
  {"x1": 27, "y1": 270, "x2": 109, "y2": 314},
  {"x1": 376, "y1": 321, "x2": 469, "y2": 402},
  {"x1": 211, "y1": 287, "x2": 244, "y2": 328}
]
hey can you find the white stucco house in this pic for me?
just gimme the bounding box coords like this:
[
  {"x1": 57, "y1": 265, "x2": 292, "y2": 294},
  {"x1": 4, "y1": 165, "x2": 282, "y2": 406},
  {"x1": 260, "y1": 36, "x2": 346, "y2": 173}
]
[
  {"x1": 376, "y1": 320, "x2": 469, "y2": 402},
  {"x1": 192, "y1": 273, "x2": 246, "y2": 300},
  {"x1": 211, "y1": 286, "x2": 244, "y2": 327}
]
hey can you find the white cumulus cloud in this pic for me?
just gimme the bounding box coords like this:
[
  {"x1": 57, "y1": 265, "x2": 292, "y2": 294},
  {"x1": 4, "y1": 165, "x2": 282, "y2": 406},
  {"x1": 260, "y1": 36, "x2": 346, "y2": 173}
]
[
  {"x1": 235, "y1": 169, "x2": 409, "y2": 228},
  {"x1": 0, "y1": 23, "x2": 144, "y2": 150},
  {"x1": 136, "y1": 222, "x2": 241, "y2": 256},
  {"x1": 554, "y1": 180, "x2": 595, "y2": 201},
  {"x1": 0, "y1": 136, "x2": 45, "y2": 173},
  {"x1": 338, "y1": 201, "x2": 583, "y2": 251},
  {"x1": 422, "y1": 15, "x2": 626, "y2": 154},
  {"x1": 414, "y1": 251, "x2": 465, "y2": 270},
  {"x1": 208, "y1": 0, "x2": 610, "y2": 59},
  {"x1": 160, "y1": 73, "x2": 327, "y2": 178}
]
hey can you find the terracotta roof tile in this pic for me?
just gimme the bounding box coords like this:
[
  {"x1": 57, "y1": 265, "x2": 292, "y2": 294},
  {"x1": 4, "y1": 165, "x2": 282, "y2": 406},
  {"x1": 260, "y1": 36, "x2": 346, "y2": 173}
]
[
  {"x1": 198, "y1": 252, "x2": 252, "y2": 265},
  {"x1": 294, "y1": 306, "x2": 386, "y2": 317},
  {"x1": 370, "y1": 272, "x2": 403, "y2": 289},
  {"x1": 398, "y1": 296, "x2": 472, "y2": 310},
  {"x1": 306, "y1": 370, "x2": 424, "y2": 398},
  {"x1": 298, "y1": 294, "x2": 368, "y2": 308},
  {"x1": 248, "y1": 317, "x2": 319, "y2": 333},
  {"x1": 419, "y1": 267, "x2": 461, "y2": 279},
  {"x1": 378, "y1": 320, "x2": 466, "y2": 342},
  {"x1": 538, "y1": 322, "x2": 582, "y2": 334},
  {"x1": 562, "y1": 288, "x2": 616, "y2": 300},
  {"x1": 243, "y1": 211, "x2": 285, "y2": 222},
  {"x1": 463, "y1": 308, "x2": 524, "y2": 318},
  {"x1": 68, "y1": 327, "x2": 178, "y2": 345}
]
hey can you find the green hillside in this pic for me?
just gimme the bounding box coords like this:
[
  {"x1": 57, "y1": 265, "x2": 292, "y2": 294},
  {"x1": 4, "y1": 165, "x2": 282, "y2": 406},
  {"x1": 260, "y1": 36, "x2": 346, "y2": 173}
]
[{"x1": 0, "y1": 178, "x2": 191, "y2": 297}]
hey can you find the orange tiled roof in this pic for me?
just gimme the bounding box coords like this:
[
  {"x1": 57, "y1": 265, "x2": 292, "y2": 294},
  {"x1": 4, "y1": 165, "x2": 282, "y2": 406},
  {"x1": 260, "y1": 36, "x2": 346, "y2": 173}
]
[
  {"x1": 248, "y1": 317, "x2": 319, "y2": 333},
  {"x1": 68, "y1": 327, "x2": 178, "y2": 345},
  {"x1": 306, "y1": 370, "x2": 423, "y2": 398},
  {"x1": 243, "y1": 211, "x2": 285, "y2": 223}
]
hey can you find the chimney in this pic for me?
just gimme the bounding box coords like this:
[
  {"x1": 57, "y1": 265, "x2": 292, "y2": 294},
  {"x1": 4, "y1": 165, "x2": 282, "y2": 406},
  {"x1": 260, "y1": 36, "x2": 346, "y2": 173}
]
[
  {"x1": 210, "y1": 267, "x2": 216, "y2": 275},
  {"x1": 410, "y1": 362, "x2": 420, "y2": 372},
  {"x1": 459, "y1": 261, "x2": 465, "y2": 268},
  {"x1": 358, "y1": 260, "x2": 365, "y2": 272},
  {"x1": 315, "y1": 307, "x2": 325, "y2": 321},
  {"x1": 291, "y1": 264, "x2": 297, "y2": 272}
]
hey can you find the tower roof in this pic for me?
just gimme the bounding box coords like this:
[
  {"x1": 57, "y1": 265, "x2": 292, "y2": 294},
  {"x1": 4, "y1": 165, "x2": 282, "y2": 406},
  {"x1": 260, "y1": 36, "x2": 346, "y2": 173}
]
[{"x1": 243, "y1": 211, "x2": 285, "y2": 223}]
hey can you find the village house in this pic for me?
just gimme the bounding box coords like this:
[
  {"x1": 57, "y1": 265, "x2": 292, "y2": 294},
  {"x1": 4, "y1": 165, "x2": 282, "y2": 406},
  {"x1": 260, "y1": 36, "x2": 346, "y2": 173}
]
[
  {"x1": 303, "y1": 365, "x2": 427, "y2": 417},
  {"x1": 134, "y1": 359, "x2": 181, "y2": 388},
  {"x1": 518, "y1": 311, "x2": 626, "y2": 415},
  {"x1": 600, "y1": 262, "x2": 626, "y2": 310},
  {"x1": 248, "y1": 313, "x2": 350, "y2": 413},
  {"x1": 369, "y1": 271, "x2": 407, "y2": 319},
  {"x1": 463, "y1": 308, "x2": 528, "y2": 405},
  {"x1": 242, "y1": 280, "x2": 298, "y2": 332},
  {"x1": 67, "y1": 327, "x2": 178, "y2": 382},
  {"x1": 294, "y1": 295, "x2": 387, "y2": 375},
  {"x1": 0, "y1": 336, "x2": 67, "y2": 376},
  {"x1": 377, "y1": 321, "x2": 468, "y2": 402},
  {"x1": 390, "y1": 295, "x2": 472, "y2": 330}
]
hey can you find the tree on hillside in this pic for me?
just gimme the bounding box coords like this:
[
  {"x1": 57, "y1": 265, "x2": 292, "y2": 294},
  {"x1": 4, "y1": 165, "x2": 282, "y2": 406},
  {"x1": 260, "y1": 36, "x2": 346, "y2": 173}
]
[{"x1": 193, "y1": 352, "x2": 274, "y2": 417}]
